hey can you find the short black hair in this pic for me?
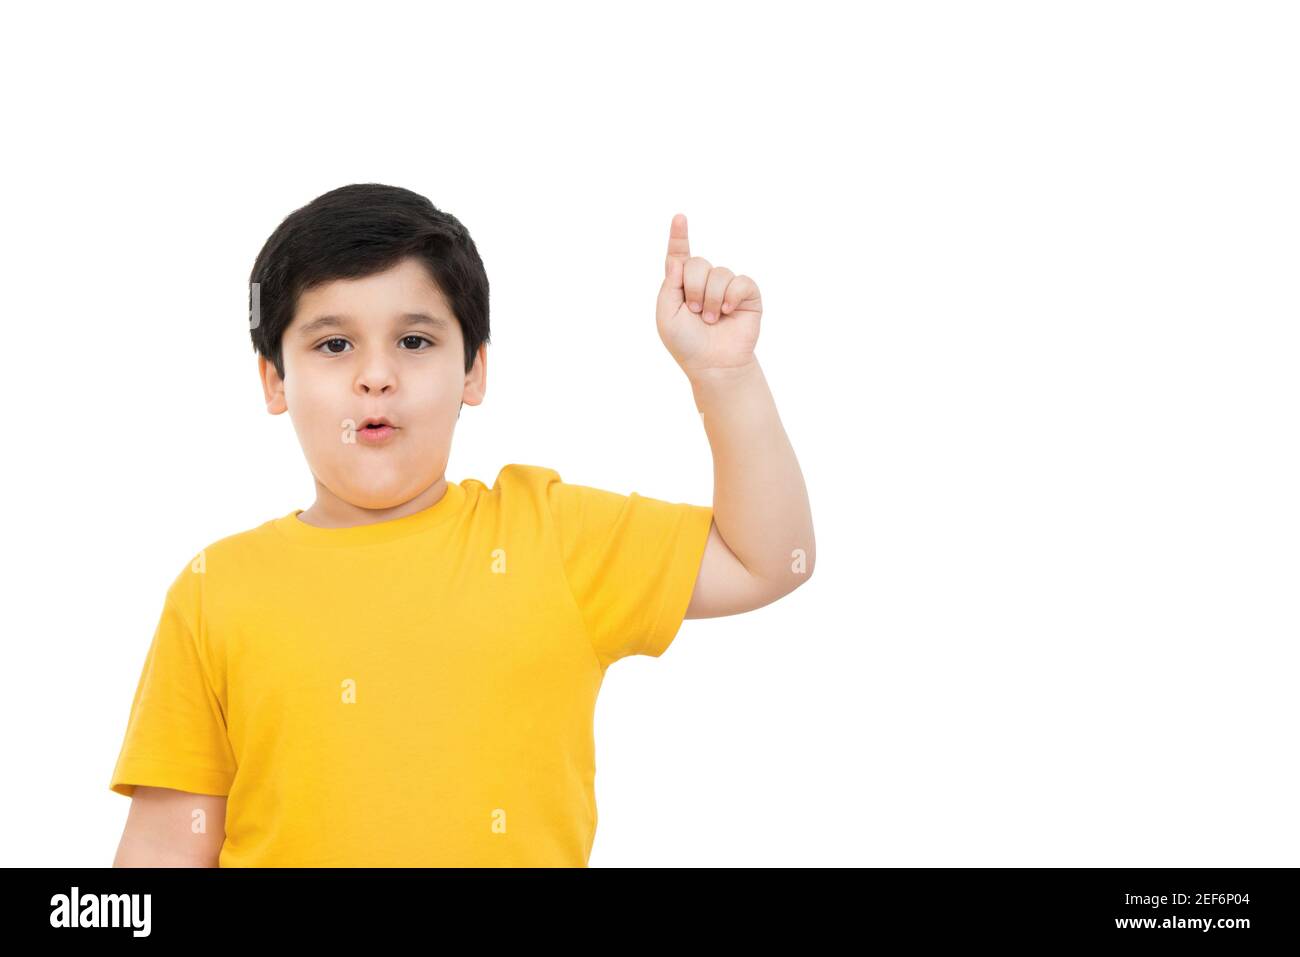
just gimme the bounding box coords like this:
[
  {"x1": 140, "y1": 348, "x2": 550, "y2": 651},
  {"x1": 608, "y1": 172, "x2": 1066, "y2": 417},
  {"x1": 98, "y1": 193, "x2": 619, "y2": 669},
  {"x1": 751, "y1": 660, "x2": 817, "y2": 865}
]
[{"x1": 249, "y1": 183, "x2": 490, "y2": 381}]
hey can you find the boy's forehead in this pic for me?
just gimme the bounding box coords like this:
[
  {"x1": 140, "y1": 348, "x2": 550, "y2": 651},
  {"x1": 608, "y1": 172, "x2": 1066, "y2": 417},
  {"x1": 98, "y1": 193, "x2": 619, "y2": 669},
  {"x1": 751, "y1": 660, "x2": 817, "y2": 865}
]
[{"x1": 291, "y1": 258, "x2": 454, "y2": 330}]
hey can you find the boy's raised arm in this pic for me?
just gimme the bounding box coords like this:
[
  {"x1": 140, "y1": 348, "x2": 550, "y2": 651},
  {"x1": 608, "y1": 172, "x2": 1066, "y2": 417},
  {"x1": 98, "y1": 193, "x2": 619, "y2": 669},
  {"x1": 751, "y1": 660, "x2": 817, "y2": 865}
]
[{"x1": 655, "y1": 214, "x2": 816, "y2": 618}]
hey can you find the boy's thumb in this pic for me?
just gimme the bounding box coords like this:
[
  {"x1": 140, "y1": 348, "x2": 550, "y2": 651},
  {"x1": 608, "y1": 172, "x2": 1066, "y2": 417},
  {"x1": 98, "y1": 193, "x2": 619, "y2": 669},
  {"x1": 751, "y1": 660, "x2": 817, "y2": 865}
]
[{"x1": 659, "y1": 257, "x2": 685, "y2": 310}]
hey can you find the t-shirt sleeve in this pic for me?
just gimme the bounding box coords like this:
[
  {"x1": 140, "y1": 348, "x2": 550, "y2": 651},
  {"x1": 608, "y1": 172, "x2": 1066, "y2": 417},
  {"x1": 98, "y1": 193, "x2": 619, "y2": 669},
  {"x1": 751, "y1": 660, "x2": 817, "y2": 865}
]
[
  {"x1": 541, "y1": 468, "x2": 714, "y2": 666},
  {"x1": 109, "y1": 565, "x2": 237, "y2": 798}
]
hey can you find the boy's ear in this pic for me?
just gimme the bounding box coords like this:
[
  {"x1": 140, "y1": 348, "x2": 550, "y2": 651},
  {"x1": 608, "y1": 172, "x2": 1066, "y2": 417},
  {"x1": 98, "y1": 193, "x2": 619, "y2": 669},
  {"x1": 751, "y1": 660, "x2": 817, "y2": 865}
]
[
  {"x1": 259, "y1": 355, "x2": 288, "y2": 414},
  {"x1": 459, "y1": 343, "x2": 488, "y2": 410}
]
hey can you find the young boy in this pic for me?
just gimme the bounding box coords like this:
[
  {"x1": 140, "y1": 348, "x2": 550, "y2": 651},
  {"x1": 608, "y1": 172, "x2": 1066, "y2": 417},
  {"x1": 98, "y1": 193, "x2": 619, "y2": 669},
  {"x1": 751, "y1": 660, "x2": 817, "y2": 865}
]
[{"x1": 109, "y1": 183, "x2": 815, "y2": 867}]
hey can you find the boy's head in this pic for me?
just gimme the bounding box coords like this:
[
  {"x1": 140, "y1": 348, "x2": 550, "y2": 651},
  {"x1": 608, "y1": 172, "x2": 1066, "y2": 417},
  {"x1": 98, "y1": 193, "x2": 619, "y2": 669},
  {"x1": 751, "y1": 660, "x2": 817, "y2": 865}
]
[{"x1": 250, "y1": 183, "x2": 488, "y2": 512}]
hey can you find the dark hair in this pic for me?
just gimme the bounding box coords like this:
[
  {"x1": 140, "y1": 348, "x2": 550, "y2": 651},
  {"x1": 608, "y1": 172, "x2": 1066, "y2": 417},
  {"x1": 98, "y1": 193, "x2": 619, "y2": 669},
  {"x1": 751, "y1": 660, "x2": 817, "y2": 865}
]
[{"x1": 249, "y1": 183, "x2": 490, "y2": 381}]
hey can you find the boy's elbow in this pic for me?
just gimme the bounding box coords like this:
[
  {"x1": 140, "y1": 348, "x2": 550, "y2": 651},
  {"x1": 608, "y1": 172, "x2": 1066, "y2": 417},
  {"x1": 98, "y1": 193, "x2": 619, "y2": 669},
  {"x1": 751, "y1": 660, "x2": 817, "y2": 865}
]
[
  {"x1": 794, "y1": 543, "x2": 815, "y2": 585},
  {"x1": 759, "y1": 557, "x2": 814, "y2": 607}
]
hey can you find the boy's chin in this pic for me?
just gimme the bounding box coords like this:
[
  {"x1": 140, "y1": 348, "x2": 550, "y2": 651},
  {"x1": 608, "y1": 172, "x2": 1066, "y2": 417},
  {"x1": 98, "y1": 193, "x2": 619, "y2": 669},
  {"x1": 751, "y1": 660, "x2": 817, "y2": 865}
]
[
  {"x1": 328, "y1": 476, "x2": 445, "y2": 511},
  {"x1": 338, "y1": 489, "x2": 419, "y2": 511}
]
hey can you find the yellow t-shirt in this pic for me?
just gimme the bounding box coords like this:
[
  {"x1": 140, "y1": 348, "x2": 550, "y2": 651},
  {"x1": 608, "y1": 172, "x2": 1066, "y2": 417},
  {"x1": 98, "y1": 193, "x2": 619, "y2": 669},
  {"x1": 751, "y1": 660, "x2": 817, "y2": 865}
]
[{"x1": 109, "y1": 463, "x2": 713, "y2": 867}]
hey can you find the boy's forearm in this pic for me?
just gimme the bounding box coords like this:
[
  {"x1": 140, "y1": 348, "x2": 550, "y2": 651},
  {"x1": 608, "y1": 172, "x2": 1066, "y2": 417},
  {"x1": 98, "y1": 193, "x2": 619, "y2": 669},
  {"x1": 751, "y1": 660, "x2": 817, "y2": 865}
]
[{"x1": 688, "y1": 357, "x2": 815, "y2": 590}]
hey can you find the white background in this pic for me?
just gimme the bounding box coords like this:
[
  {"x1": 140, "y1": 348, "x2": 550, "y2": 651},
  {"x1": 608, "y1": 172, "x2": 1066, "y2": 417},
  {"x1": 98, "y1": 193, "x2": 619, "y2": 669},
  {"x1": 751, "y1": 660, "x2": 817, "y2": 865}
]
[{"x1": 2, "y1": 0, "x2": 1296, "y2": 867}]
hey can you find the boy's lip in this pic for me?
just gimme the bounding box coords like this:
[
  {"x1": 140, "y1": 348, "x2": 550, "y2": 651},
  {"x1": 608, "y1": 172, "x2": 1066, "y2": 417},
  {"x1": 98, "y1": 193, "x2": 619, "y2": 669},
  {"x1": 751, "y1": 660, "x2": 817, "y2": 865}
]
[
  {"x1": 359, "y1": 416, "x2": 397, "y2": 430},
  {"x1": 357, "y1": 421, "x2": 398, "y2": 445}
]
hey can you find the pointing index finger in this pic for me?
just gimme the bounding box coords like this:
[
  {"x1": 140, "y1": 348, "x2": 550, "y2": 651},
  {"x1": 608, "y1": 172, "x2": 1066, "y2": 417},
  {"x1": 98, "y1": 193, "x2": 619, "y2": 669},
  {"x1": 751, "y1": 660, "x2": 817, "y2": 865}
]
[{"x1": 666, "y1": 213, "x2": 690, "y2": 263}]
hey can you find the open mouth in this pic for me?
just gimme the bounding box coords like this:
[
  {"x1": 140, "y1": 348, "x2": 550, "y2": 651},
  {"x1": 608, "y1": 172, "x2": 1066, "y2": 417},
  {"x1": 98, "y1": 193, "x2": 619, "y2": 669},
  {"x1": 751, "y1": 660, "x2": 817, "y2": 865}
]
[{"x1": 356, "y1": 418, "x2": 398, "y2": 441}]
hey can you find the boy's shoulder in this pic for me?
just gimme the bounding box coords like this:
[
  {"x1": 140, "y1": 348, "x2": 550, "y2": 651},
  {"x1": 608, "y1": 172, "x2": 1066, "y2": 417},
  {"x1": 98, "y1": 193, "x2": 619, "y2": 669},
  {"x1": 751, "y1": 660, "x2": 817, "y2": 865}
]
[
  {"x1": 470, "y1": 462, "x2": 562, "y2": 492},
  {"x1": 481, "y1": 462, "x2": 636, "y2": 498},
  {"x1": 463, "y1": 462, "x2": 574, "y2": 513},
  {"x1": 161, "y1": 514, "x2": 286, "y2": 592},
  {"x1": 472, "y1": 463, "x2": 642, "y2": 517}
]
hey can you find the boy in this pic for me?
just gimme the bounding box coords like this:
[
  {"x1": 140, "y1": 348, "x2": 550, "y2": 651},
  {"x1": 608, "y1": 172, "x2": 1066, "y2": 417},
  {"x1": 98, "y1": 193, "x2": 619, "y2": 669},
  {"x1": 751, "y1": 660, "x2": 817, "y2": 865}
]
[{"x1": 109, "y1": 183, "x2": 815, "y2": 867}]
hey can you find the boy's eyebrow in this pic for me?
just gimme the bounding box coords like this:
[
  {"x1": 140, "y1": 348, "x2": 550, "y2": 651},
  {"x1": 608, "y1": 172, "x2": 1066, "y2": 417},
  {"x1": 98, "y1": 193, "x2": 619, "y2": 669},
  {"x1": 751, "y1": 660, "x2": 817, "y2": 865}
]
[{"x1": 296, "y1": 312, "x2": 451, "y2": 338}]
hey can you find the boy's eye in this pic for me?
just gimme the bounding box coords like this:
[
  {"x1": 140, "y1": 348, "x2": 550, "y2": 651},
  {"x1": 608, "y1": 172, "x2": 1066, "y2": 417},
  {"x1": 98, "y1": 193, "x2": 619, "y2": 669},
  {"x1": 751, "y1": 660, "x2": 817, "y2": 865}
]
[{"x1": 314, "y1": 336, "x2": 435, "y2": 355}]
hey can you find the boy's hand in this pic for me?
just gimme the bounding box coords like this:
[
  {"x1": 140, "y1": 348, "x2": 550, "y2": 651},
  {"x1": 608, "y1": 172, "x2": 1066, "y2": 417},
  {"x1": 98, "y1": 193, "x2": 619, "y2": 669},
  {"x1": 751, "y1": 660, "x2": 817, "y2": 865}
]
[{"x1": 656, "y1": 214, "x2": 762, "y2": 379}]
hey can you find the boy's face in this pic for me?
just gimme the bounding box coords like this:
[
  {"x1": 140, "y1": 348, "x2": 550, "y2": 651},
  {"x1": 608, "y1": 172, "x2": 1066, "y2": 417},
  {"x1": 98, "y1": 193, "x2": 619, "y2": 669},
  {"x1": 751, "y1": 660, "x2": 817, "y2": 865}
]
[{"x1": 260, "y1": 256, "x2": 485, "y2": 513}]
